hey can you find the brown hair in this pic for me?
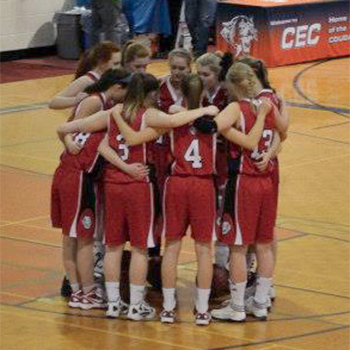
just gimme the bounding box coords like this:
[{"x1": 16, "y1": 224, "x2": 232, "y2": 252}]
[
  {"x1": 168, "y1": 48, "x2": 193, "y2": 68},
  {"x1": 121, "y1": 41, "x2": 150, "y2": 67},
  {"x1": 239, "y1": 56, "x2": 274, "y2": 91},
  {"x1": 75, "y1": 41, "x2": 120, "y2": 79},
  {"x1": 123, "y1": 73, "x2": 159, "y2": 123},
  {"x1": 181, "y1": 74, "x2": 203, "y2": 110}
]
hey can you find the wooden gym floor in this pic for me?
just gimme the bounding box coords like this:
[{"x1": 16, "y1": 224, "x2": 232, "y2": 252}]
[{"x1": 0, "y1": 56, "x2": 349, "y2": 350}]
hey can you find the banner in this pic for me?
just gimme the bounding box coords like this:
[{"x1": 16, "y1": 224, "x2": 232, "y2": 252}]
[{"x1": 216, "y1": 0, "x2": 350, "y2": 67}]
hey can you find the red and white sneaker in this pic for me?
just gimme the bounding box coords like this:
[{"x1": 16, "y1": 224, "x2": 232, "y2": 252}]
[
  {"x1": 160, "y1": 309, "x2": 176, "y2": 323},
  {"x1": 195, "y1": 311, "x2": 212, "y2": 326},
  {"x1": 68, "y1": 290, "x2": 84, "y2": 308},
  {"x1": 80, "y1": 288, "x2": 107, "y2": 310}
]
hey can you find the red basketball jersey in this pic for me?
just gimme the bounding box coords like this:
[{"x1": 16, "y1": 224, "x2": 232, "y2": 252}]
[
  {"x1": 86, "y1": 70, "x2": 100, "y2": 82},
  {"x1": 60, "y1": 131, "x2": 105, "y2": 173},
  {"x1": 231, "y1": 99, "x2": 276, "y2": 176},
  {"x1": 158, "y1": 76, "x2": 183, "y2": 113},
  {"x1": 201, "y1": 86, "x2": 229, "y2": 111},
  {"x1": 257, "y1": 89, "x2": 282, "y2": 112},
  {"x1": 169, "y1": 124, "x2": 217, "y2": 176},
  {"x1": 60, "y1": 93, "x2": 110, "y2": 173},
  {"x1": 103, "y1": 108, "x2": 152, "y2": 183}
]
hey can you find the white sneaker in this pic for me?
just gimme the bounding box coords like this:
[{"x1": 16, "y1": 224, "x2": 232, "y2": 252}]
[
  {"x1": 269, "y1": 285, "x2": 276, "y2": 301},
  {"x1": 106, "y1": 299, "x2": 129, "y2": 318},
  {"x1": 80, "y1": 288, "x2": 107, "y2": 310},
  {"x1": 245, "y1": 297, "x2": 268, "y2": 320},
  {"x1": 127, "y1": 301, "x2": 156, "y2": 321},
  {"x1": 211, "y1": 303, "x2": 246, "y2": 322},
  {"x1": 160, "y1": 309, "x2": 176, "y2": 323},
  {"x1": 195, "y1": 311, "x2": 212, "y2": 326}
]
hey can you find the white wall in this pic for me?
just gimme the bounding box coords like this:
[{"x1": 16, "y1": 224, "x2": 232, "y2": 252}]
[{"x1": 0, "y1": 0, "x2": 75, "y2": 52}]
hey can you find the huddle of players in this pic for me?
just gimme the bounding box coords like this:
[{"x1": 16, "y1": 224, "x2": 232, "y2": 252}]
[{"x1": 50, "y1": 40, "x2": 288, "y2": 326}]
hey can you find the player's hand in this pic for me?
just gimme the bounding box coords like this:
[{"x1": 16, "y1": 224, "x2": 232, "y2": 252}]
[
  {"x1": 113, "y1": 103, "x2": 123, "y2": 116},
  {"x1": 203, "y1": 105, "x2": 220, "y2": 116},
  {"x1": 254, "y1": 152, "x2": 271, "y2": 172},
  {"x1": 258, "y1": 98, "x2": 271, "y2": 116},
  {"x1": 65, "y1": 137, "x2": 82, "y2": 155},
  {"x1": 75, "y1": 92, "x2": 88, "y2": 104},
  {"x1": 126, "y1": 163, "x2": 150, "y2": 180}
]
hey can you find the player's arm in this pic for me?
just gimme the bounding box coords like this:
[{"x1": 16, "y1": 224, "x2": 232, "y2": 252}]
[
  {"x1": 113, "y1": 108, "x2": 165, "y2": 146},
  {"x1": 74, "y1": 95, "x2": 103, "y2": 120},
  {"x1": 146, "y1": 105, "x2": 219, "y2": 129},
  {"x1": 56, "y1": 110, "x2": 110, "y2": 138},
  {"x1": 97, "y1": 135, "x2": 149, "y2": 180},
  {"x1": 48, "y1": 76, "x2": 91, "y2": 110},
  {"x1": 221, "y1": 99, "x2": 271, "y2": 150},
  {"x1": 274, "y1": 96, "x2": 289, "y2": 141},
  {"x1": 255, "y1": 131, "x2": 281, "y2": 172}
]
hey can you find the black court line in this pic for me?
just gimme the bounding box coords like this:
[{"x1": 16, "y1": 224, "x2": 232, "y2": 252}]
[
  {"x1": 313, "y1": 120, "x2": 350, "y2": 130},
  {"x1": 8, "y1": 302, "x2": 350, "y2": 327},
  {"x1": 287, "y1": 101, "x2": 350, "y2": 115},
  {"x1": 206, "y1": 324, "x2": 349, "y2": 350},
  {"x1": 275, "y1": 226, "x2": 350, "y2": 243},
  {"x1": 289, "y1": 130, "x2": 350, "y2": 145},
  {"x1": 0, "y1": 137, "x2": 57, "y2": 149},
  {"x1": 293, "y1": 58, "x2": 350, "y2": 120},
  {"x1": 0, "y1": 102, "x2": 49, "y2": 115},
  {"x1": 278, "y1": 214, "x2": 350, "y2": 229},
  {"x1": 0, "y1": 164, "x2": 53, "y2": 178}
]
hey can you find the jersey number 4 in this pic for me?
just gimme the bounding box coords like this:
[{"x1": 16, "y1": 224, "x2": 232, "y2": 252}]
[{"x1": 184, "y1": 139, "x2": 202, "y2": 168}]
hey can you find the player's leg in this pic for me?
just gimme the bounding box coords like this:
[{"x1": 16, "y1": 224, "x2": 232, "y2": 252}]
[{"x1": 160, "y1": 239, "x2": 182, "y2": 323}]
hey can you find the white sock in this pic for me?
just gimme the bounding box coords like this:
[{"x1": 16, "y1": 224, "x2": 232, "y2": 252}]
[
  {"x1": 130, "y1": 284, "x2": 145, "y2": 305},
  {"x1": 162, "y1": 288, "x2": 176, "y2": 311},
  {"x1": 230, "y1": 280, "x2": 246, "y2": 307},
  {"x1": 105, "y1": 281, "x2": 120, "y2": 302},
  {"x1": 70, "y1": 282, "x2": 80, "y2": 293},
  {"x1": 195, "y1": 288, "x2": 211, "y2": 313},
  {"x1": 254, "y1": 277, "x2": 272, "y2": 304},
  {"x1": 215, "y1": 244, "x2": 230, "y2": 268}
]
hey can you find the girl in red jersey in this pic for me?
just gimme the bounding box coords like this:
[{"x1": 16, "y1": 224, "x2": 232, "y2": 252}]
[
  {"x1": 98, "y1": 73, "x2": 219, "y2": 320},
  {"x1": 159, "y1": 48, "x2": 192, "y2": 112},
  {"x1": 196, "y1": 52, "x2": 232, "y2": 269},
  {"x1": 121, "y1": 41, "x2": 151, "y2": 74},
  {"x1": 113, "y1": 73, "x2": 271, "y2": 325},
  {"x1": 239, "y1": 56, "x2": 289, "y2": 303},
  {"x1": 52, "y1": 68, "x2": 131, "y2": 310},
  {"x1": 208, "y1": 62, "x2": 281, "y2": 322},
  {"x1": 49, "y1": 41, "x2": 121, "y2": 110}
]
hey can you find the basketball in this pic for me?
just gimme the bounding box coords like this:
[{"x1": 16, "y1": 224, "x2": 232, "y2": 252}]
[{"x1": 210, "y1": 264, "x2": 230, "y2": 299}]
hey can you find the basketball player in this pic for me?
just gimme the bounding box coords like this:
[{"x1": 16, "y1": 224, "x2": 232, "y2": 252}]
[
  {"x1": 52, "y1": 68, "x2": 131, "y2": 309},
  {"x1": 49, "y1": 41, "x2": 121, "y2": 110}
]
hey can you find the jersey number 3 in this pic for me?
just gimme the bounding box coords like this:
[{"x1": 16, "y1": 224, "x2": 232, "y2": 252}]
[{"x1": 184, "y1": 139, "x2": 202, "y2": 168}]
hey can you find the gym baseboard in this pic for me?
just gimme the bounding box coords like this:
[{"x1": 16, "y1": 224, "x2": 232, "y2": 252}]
[{"x1": 0, "y1": 46, "x2": 57, "y2": 62}]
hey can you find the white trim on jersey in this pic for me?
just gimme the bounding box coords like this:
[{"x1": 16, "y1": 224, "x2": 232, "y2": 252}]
[
  {"x1": 166, "y1": 76, "x2": 183, "y2": 106},
  {"x1": 140, "y1": 110, "x2": 150, "y2": 183},
  {"x1": 169, "y1": 130, "x2": 177, "y2": 174},
  {"x1": 87, "y1": 70, "x2": 101, "y2": 81},
  {"x1": 69, "y1": 171, "x2": 84, "y2": 238},
  {"x1": 161, "y1": 177, "x2": 170, "y2": 239},
  {"x1": 206, "y1": 85, "x2": 221, "y2": 104},
  {"x1": 213, "y1": 133, "x2": 217, "y2": 175},
  {"x1": 234, "y1": 112, "x2": 246, "y2": 246},
  {"x1": 147, "y1": 183, "x2": 156, "y2": 248}
]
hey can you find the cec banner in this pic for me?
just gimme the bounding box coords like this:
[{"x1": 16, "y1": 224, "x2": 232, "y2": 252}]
[{"x1": 216, "y1": 0, "x2": 350, "y2": 67}]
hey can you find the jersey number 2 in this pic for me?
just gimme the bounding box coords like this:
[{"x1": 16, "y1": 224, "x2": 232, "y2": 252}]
[{"x1": 184, "y1": 139, "x2": 202, "y2": 168}]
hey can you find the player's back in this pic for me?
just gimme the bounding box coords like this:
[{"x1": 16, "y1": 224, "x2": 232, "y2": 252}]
[{"x1": 169, "y1": 123, "x2": 216, "y2": 176}]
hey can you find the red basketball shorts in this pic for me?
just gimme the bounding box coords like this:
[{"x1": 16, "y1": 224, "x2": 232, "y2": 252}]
[
  {"x1": 162, "y1": 176, "x2": 216, "y2": 243},
  {"x1": 51, "y1": 165, "x2": 96, "y2": 239},
  {"x1": 104, "y1": 181, "x2": 155, "y2": 249},
  {"x1": 218, "y1": 174, "x2": 276, "y2": 246}
]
